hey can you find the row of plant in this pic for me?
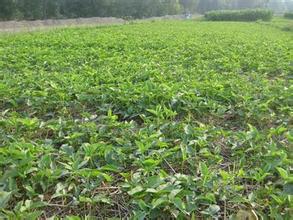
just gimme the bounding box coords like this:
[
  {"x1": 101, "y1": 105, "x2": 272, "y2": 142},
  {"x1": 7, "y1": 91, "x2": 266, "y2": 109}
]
[{"x1": 205, "y1": 9, "x2": 273, "y2": 21}]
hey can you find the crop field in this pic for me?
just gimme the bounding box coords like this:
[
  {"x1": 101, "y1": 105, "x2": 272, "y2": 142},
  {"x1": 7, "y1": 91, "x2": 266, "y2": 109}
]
[{"x1": 0, "y1": 20, "x2": 292, "y2": 219}]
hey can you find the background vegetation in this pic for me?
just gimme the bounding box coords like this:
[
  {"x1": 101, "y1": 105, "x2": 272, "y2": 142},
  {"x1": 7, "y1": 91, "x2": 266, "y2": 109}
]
[
  {"x1": 205, "y1": 9, "x2": 273, "y2": 21},
  {"x1": 284, "y1": 11, "x2": 293, "y2": 18},
  {"x1": 0, "y1": 0, "x2": 292, "y2": 21}
]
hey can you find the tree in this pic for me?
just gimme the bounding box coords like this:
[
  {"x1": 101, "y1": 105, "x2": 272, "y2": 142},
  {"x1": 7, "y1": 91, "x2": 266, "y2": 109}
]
[
  {"x1": 197, "y1": 0, "x2": 222, "y2": 13},
  {"x1": 179, "y1": 0, "x2": 198, "y2": 13},
  {"x1": 0, "y1": 0, "x2": 15, "y2": 20}
]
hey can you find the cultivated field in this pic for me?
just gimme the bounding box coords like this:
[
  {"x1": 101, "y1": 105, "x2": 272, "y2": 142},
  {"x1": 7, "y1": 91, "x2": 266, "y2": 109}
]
[{"x1": 0, "y1": 19, "x2": 292, "y2": 219}]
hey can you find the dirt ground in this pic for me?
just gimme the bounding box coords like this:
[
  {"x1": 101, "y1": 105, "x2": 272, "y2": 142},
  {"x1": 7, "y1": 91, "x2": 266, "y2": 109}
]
[
  {"x1": 0, "y1": 15, "x2": 201, "y2": 32},
  {"x1": 0, "y1": 17, "x2": 126, "y2": 32}
]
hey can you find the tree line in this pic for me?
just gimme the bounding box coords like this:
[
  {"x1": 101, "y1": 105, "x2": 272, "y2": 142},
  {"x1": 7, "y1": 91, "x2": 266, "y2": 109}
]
[{"x1": 0, "y1": 0, "x2": 291, "y2": 21}]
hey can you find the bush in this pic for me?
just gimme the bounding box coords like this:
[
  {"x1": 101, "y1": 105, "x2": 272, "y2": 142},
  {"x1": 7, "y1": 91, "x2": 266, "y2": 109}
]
[
  {"x1": 205, "y1": 9, "x2": 273, "y2": 22},
  {"x1": 284, "y1": 12, "x2": 293, "y2": 19},
  {"x1": 282, "y1": 24, "x2": 293, "y2": 32}
]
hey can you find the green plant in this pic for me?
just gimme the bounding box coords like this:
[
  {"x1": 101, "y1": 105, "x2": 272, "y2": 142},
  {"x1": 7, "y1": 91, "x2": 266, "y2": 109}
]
[
  {"x1": 0, "y1": 20, "x2": 292, "y2": 219},
  {"x1": 284, "y1": 12, "x2": 293, "y2": 19},
  {"x1": 205, "y1": 9, "x2": 273, "y2": 21}
]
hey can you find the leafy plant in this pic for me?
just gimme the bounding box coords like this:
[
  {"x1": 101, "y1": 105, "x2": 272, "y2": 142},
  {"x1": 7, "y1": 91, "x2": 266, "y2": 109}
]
[
  {"x1": 205, "y1": 9, "x2": 273, "y2": 21},
  {"x1": 0, "y1": 19, "x2": 292, "y2": 219}
]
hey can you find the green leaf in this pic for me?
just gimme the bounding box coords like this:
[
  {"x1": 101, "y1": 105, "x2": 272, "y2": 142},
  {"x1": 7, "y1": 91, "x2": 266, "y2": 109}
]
[
  {"x1": 77, "y1": 169, "x2": 112, "y2": 181},
  {"x1": 201, "y1": 204, "x2": 220, "y2": 216},
  {"x1": 132, "y1": 210, "x2": 147, "y2": 220},
  {"x1": 23, "y1": 211, "x2": 43, "y2": 219},
  {"x1": 100, "y1": 164, "x2": 120, "y2": 172},
  {"x1": 204, "y1": 193, "x2": 216, "y2": 203},
  {"x1": 146, "y1": 175, "x2": 164, "y2": 188},
  {"x1": 66, "y1": 216, "x2": 81, "y2": 220},
  {"x1": 220, "y1": 170, "x2": 230, "y2": 180},
  {"x1": 200, "y1": 162, "x2": 209, "y2": 177},
  {"x1": 145, "y1": 188, "x2": 158, "y2": 193},
  {"x1": 137, "y1": 199, "x2": 150, "y2": 210},
  {"x1": 284, "y1": 183, "x2": 293, "y2": 195},
  {"x1": 169, "y1": 189, "x2": 182, "y2": 200},
  {"x1": 236, "y1": 210, "x2": 258, "y2": 220},
  {"x1": 276, "y1": 167, "x2": 288, "y2": 180},
  {"x1": 79, "y1": 196, "x2": 93, "y2": 203},
  {"x1": 173, "y1": 197, "x2": 186, "y2": 213},
  {"x1": 93, "y1": 194, "x2": 112, "y2": 204},
  {"x1": 184, "y1": 124, "x2": 193, "y2": 135},
  {"x1": 128, "y1": 186, "x2": 144, "y2": 196},
  {"x1": 0, "y1": 191, "x2": 11, "y2": 209},
  {"x1": 152, "y1": 197, "x2": 168, "y2": 208},
  {"x1": 142, "y1": 159, "x2": 159, "y2": 167}
]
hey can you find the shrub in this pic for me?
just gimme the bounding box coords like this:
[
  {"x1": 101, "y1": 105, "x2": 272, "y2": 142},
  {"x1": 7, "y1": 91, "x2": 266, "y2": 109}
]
[
  {"x1": 284, "y1": 12, "x2": 293, "y2": 19},
  {"x1": 205, "y1": 9, "x2": 273, "y2": 22},
  {"x1": 282, "y1": 24, "x2": 293, "y2": 32}
]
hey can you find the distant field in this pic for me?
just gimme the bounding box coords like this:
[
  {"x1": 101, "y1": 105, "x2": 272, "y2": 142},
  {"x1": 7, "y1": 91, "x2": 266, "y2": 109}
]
[
  {"x1": 0, "y1": 17, "x2": 125, "y2": 33},
  {"x1": 0, "y1": 20, "x2": 292, "y2": 219},
  {"x1": 0, "y1": 15, "x2": 192, "y2": 33},
  {"x1": 257, "y1": 17, "x2": 293, "y2": 32}
]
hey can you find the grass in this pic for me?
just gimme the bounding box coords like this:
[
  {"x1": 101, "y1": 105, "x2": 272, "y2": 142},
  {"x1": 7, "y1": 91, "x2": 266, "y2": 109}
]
[
  {"x1": 256, "y1": 17, "x2": 293, "y2": 32},
  {"x1": 0, "y1": 20, "x2": 292, "y2": 219},
  {"x1": 0, "y1": 17, "x2": 125, "y2": 33}
]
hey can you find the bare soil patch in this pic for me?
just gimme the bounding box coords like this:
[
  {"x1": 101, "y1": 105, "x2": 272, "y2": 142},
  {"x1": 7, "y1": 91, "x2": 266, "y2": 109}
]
[{"x1": 0, "y1": 17, "x2": 125, "y2": 32}]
